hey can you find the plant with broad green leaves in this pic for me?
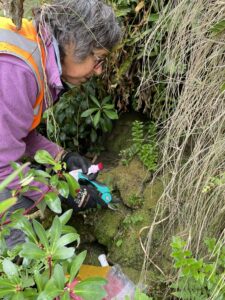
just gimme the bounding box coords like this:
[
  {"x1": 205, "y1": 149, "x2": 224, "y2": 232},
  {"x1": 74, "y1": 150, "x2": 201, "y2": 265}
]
[
  {"x1": 170, "y1": 236, "x2": 225, "y2": 299},
  {"x1": 0, "y1": 209, "x2": 107, "y2": 300},
  {"x1": 81, "y1": 94, "x2": 118, "y2": 130},
  {"x1": 0, "y1": 150, "x2": 152, "y2": 300},
  {"x1": 9, "y1": 150, "x2": 80, "y2": 215},
  {"x1": 120, "y1": 120, "x2": 158, "y2": 171},
  {"x1": 45, "y1": 79, "x2": 118, "y2": 154}
]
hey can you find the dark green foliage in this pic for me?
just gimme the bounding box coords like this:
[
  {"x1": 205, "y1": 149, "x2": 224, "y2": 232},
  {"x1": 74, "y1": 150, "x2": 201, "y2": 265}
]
[{"x1": 47, "y1": 79, "x2": 118, "y2": 154}]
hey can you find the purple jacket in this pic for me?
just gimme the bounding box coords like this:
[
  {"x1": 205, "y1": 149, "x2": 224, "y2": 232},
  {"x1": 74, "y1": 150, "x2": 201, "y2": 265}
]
[{"x1": 0, "y1": 36, "x2": 64, "y2": 200}]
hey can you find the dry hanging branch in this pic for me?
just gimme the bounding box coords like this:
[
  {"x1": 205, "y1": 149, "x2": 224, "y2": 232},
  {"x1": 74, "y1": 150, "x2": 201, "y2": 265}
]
[{"x1": 138, "y1": 0, "x2": 225, "y2": 286}]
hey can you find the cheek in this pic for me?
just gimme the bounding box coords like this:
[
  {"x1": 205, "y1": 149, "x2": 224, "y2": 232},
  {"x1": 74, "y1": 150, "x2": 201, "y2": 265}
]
[{"x1": 62, "y1": 60, "x2": 93, "y2": 79}]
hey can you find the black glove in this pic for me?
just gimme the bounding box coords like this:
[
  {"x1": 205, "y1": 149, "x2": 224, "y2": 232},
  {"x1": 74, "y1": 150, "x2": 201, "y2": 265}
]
[
  {"x1": 61, "y1": 183, "x2": 107, "y2": 212},
  {"x1": 62, "y1": 152, "x2": 98, "y2": 180}
]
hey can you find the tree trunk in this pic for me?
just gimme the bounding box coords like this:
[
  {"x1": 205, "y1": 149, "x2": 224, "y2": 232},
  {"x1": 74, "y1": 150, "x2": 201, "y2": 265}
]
[{"x1": 2, "y1": 0, "x2": 24, "y2": 30}]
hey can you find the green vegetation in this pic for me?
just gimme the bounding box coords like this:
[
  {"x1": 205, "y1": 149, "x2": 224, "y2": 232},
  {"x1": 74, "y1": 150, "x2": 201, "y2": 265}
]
[
  {"x1": 120, "y1": 120, "x2": 158, "y2": 171},
  {"x1": 0, "y1": 211, "x2": 107, "y2": 300},
  {"x1": 126, "y1": 193, "x2": 144, "y2": 209},
  {"x1": 171, "y1": 236, "x2": 225, "y2": 299},
  {"x1": 123, "y1": 213, "x2": 144, "y2": 227},
  {"x1": 0, "y1": 151, "x2": 151, "y2": 299},
  {"x1": 46, "y1": 80, "x2": 118, "y2": 154},
  {"x1": 0, "y1": 151, "x2": 107, "y2": 299}
]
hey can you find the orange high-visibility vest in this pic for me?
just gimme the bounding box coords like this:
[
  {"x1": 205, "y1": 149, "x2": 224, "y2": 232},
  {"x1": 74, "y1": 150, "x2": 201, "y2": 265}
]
[{"x1": 0, "y1": 17, "x2": 46, "y2": 130}]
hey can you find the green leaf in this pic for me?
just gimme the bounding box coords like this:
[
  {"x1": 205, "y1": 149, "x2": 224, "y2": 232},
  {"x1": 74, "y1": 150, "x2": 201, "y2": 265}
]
[
  {"x1": 116, "y1": 239, "x2": 123, "y2": 247},
  {"x1": 32, "y1": 177, "x2": 49, "y2": 185},
  {"x1": 211, "y1": 20, "x2": 225, "y2": 34},
  {"x1": 57, "y1": 180, "x2": 69, "y2": 198},
  {"x1": 62, "y1": 225, "x2": 77, "y2": 234},
  {"x1": 44, "y1": 192, "x2": 62, "y2": 214},
  {"x1": 0, "y1": 289, "x2": 15, "y2": 297},
  {"x1": 115, "y1": 8, "x2": 131, "y2": 17},
  {"x1": 21, "y1": 276, "x2": 35, "y2": 289},
  {"x1": 10, "y1": 162, "x2": 24, "y2": 180},
  {"x1": 81, "y1": 108, "x2": 98, "y2": 118},
  {"x1": 63, "y1": 173, "x2": 80, "y2": 198},
  {"x1": 34, "y1": 271, "x2": 48, "y2": 293},
  {"x1": 13, "y1": 215, "x2": 38, "y2": 243},
  {"x1": 102, "y1": 104, "x2": 114, "y2": 110},
  {"x1": 33, "y1": 170, "x2": 51, "y2": 178},
  {"x1": 20, "y1": 242, "x2": 46, "y2": 260},
  {"x1": 53, "y1": 264, "x2": 65, "y2": 290},
  {"x1": 3, "y1": 259, "x2": 18, "y2": 277},
  {"x1": 20, "y1": 173, "x2": 34, "y2": 187},
  {"x1": 90, "y1": 94, "x2": 101, "y2": 107},
  {"x1": 49, "y1": 216, "x2": 62, "y2": 250},
  {"x1": 11, "y1": 293, "x2": 25, "y2": 300},
  {"x1": 53, "y1": 246, "x2": 75, "y2": 260},
  {"x1": 33, "y1": 220, "x2": 49, "y2": 249},
  {"x1": 93, "y1": 111, "x2": 101, "y2": 127},
  {"x1": 104, "y1": 110, "x2": 118, "y2": 120},
  {"x1": 0, "y1": 197, "x2": 17, "y2": 214},
  {"x1": 50, "y1": 175, "x2": 59, "y2": 187},
  {"x1": 22, "y1": 289, "x2": 37, "y2": 298},
  {"x1": 59, "y1": 209, "x2": 73, "y2": 225},
  {"x1": 37, "y1": 289, "x2": 60, "y2": 300},
  {"x1": 134, "y1": 288, "x2": 152, "y2": 299},
  {"x1": 34, "y1": 150, "x2": 56, "y2": 166},
  {"x1": 61, "y1": 292, "x2": 71, "y2": 300},
  {"x1": 75, "y1": 277, "x2": 107, "y2": 300},
  {"x1": 56, "y1": 233, "x2": 80, "y2": 248},
  {"x1": 220, "y1": 83, "x2": 225, "y2": 93},
  {"x1": 0, "y1": 163, "x2": 29, "y2": 192},
  {"x1": 149, "y1": 13, "x2": 159, "y2": 22},
  {"x1": 0, "y1": 278, "x2": 15, "y2": 288},
  {"x1": 69, "y1": 251, "x2": 87, "y2": 282}
]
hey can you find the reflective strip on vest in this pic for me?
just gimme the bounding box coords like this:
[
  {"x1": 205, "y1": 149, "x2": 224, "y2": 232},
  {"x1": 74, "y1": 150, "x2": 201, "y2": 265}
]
[
  {"x1": 34, "y1": 103, "x2": 41, "y2": 116},
  {"x1": 0, "y1": 28, "x2": 44, "y2": 92},
  {"x1": 0, "y1": 18, "x2": 46, "y2": 131}
]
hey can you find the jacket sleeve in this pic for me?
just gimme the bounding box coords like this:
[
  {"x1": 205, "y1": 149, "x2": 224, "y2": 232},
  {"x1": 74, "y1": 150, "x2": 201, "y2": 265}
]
[{"x1": 0, "y1": 55, "x2": 62, "y2": 201}]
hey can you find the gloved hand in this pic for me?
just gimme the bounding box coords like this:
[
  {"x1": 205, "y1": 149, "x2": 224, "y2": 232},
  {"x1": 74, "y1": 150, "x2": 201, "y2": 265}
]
[
  {"x1": 62, "y1": 151, "x2": 98, "y2": 180},
  {"x1": 61, "y1": 183, "x2": 108, "y2": 212}
]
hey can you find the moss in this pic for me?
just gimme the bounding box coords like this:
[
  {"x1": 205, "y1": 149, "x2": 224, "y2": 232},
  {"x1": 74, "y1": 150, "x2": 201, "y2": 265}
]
[
  {"x1": 143, "y1": 179, "x2": 164, "y2": 210},
  {"x1": 99, "y1": 158, "x2": 149, "y2": 208},
  {"x1": 107, "y1": 209, "x2": 154, "y2": 269},
  {"x1": 94, "y1": 209, "x2": 125, "y2": 247}
]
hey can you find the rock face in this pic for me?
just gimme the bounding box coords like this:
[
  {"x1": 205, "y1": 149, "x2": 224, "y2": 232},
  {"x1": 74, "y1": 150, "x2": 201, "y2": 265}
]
[{"x1": 74, "y1": 113, "x2": 165, "y2": 284}]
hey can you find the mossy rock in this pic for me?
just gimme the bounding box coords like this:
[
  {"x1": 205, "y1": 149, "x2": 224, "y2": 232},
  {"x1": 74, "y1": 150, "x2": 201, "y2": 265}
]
[
  {"x1": 93, "y1": 208, "x2": 125, "y2": 246},
  {"x1": 98, "y1": 158, "x2": 163, "y2": 210},
  {"x1": 98, "y1": 158, "x2": 147, "y2": 208},
  {"x1": 107, "y1": 209, "x2": 153, "y2": 270}
]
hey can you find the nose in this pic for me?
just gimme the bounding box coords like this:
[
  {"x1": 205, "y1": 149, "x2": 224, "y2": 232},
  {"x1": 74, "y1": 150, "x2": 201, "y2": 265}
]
[{"x1": 93, "y1": 65, "x2": 103, "y2": 76}]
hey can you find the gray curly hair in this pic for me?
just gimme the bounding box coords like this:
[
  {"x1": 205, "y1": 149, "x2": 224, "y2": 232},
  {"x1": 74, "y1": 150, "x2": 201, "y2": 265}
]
[{"x1": 34, "y1": 0, "x2": 121, "y2": 62}]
